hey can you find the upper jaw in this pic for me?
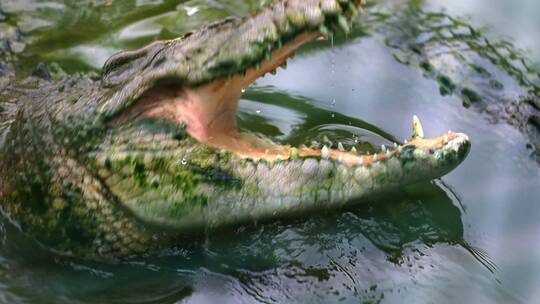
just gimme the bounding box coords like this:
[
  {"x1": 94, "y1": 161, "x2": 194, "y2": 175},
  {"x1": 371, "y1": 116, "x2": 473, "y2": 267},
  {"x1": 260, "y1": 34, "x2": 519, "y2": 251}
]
[{"x1": 97, "y1": 0, "x2": 363, "y2": 120}]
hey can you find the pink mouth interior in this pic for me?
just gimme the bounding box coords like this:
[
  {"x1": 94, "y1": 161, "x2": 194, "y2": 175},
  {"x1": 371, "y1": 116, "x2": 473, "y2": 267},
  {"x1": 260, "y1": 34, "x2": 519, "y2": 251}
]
[{"x1": 111, "y1": 32, "x2": 460, "y2": 166}]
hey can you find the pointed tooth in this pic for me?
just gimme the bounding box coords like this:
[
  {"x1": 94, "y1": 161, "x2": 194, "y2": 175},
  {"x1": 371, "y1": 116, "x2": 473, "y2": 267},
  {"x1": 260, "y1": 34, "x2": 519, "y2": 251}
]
[
  {"x1": 347, "y1": 2, "x2": 358, "y2": 16},
  {"x1": 381, "y1": 144, "x2": 386, "y2": 152},
  {"x1": 290, "y1": 147, "x2": 299, "y2": 160},
  {"x1": 321, "y1": 145, "x2": 330, "y2": 159},
  {"x1": 358, "y1": 157, "x2": 364, "y2": 165},
  {"x1": 412, "y1": 115, "x2": 425, "y2": 139},
  {"x1": 338, "y1": 142, "x2": 345, "y2": 151},
  {"x1": 393, "y1": 142, "x2": 398, "y2": 148},
  {"x1": 373, "y1": 154, "x2": 378, "y2": 161},
  {"x1": 350, "y1": 146, "x2": 357, "y2": 153},
  {"x1": 319, "y1": 24, "x2": 331, "y2": 38},
  {"x1": 322, "y1": 135, "x2": 332, "y2": 146},
  {"x1": 337, "y1": 15, "x2": 350, "y2": 33},
  {"x1": 404, "y1": 139, "x2": 408, "y2": 144}
]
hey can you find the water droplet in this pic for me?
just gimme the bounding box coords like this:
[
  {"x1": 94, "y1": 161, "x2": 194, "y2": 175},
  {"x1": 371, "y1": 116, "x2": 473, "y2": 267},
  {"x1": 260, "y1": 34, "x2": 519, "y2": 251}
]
[
  {"x1": 256, "y1": 109, "x2": 261, "y2": 114},
  {"x1": 331, "y1": 99, "x2": 336, "y2": 106},
  {"x1": 181, "y1": 158, "x2": 188, "y2": 165},
  {"x1": 184, "y1": 6, "x2": 199, "y2": 16},
  {"x1": 331, "y1": 113, "x2": 335, "y2": 118},
  {"x1": 241, "y1": 88, "x2": 246, "y2": 93}
]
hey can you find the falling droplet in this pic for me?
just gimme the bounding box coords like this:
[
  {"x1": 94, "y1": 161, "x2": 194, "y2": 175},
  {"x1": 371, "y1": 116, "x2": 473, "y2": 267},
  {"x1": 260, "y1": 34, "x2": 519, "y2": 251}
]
[{"x1": 256, "y1": 109, "x2": 261, "y2": 114}]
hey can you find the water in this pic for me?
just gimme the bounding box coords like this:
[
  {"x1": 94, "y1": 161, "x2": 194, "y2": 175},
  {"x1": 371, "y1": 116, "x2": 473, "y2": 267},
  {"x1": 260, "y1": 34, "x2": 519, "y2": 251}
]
[{"x1": 1, "y1": 0, "x2": 539, "y2": 303}]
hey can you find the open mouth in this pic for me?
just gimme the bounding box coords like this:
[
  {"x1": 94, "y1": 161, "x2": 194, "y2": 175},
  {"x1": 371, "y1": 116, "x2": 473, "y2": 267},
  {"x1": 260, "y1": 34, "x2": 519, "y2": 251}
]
[
  {"x1": 109, "y1": 33, "x2": 324, "y2": 160},
  {"x1": 101, "y1": 0, "x2": 468, "y2": 168}
]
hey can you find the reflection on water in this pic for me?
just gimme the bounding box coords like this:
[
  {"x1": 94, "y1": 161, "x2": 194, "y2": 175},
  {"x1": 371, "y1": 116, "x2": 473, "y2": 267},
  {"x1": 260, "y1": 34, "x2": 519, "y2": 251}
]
[
  {"x1": 0, "y1": 171, "x2": 477, "y2": 303},
  {"x1": 1, "y1": 0, "x2": 540, "y2": 303}
]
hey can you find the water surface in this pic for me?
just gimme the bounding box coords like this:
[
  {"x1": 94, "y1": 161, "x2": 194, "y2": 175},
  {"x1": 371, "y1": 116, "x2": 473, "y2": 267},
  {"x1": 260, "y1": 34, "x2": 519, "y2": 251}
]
[{"x1": 0, "y1": 0, "x2": 539, "y2": 303}]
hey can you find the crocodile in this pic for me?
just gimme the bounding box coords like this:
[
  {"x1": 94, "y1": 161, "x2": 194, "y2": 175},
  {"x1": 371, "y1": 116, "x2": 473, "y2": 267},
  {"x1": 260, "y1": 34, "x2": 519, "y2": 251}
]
[{"x1": 0, "y1": 0, "x2": 470, "y2": 259}]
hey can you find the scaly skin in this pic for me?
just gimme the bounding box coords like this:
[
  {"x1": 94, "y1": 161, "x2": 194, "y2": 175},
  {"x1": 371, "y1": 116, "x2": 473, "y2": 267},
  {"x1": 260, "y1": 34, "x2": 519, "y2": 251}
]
[{"x1": 0, "y1": 0, "x2": 469, "y2": 259}]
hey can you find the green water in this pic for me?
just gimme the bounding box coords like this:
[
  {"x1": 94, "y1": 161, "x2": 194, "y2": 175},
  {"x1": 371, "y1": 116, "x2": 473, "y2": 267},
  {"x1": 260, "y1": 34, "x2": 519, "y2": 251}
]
[{"x1": 1, "y1": 0, "x2": 540, "y2": 303}]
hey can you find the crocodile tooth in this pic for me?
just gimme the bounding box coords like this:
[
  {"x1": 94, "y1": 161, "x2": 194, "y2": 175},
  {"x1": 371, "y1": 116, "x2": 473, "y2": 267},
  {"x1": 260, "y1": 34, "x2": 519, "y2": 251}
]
[
  {"x1": 338, "y1": 142, "x2": 345, "y2": 151},
  {"x1": 321, "y1": 145, "x2": 330, "y2": 159},
  {"x1": 319, "y1": 24, "x2": 331, "y2": 38},
  {"x1": 290, "y1": 147, "x2": 299, "y2": 160},
  {"x1": 322, "y1": 135, "x2": 332, "y2": 147},
  {"x1": 350, "y1": 146, "x2": 357, "y2": 153},
  {"x1": 393, "y1": 142, "x2": 398, "y2": 148},
  {"x1": 381, "y1": 144, "x2": 386, "y2": 152},
  {"x1": 347, "y1": 2, "x2": 358, "y2": 15},
  {"x1": 412, "y1": 115, "x2": 425, "y2": 139},
  {"x1": 337, "y1": 15, "x2": 350, "y2": 33}
]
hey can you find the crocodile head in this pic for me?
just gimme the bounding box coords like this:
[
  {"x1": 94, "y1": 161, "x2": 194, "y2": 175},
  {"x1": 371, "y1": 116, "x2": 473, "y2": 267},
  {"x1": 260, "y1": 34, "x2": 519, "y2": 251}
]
[
  {"x1": 87, "y1": 0, "x2": 469, "y2": 229},
  {"x1": 0, "y1": 0, "x2": 470, "y2": 257}
]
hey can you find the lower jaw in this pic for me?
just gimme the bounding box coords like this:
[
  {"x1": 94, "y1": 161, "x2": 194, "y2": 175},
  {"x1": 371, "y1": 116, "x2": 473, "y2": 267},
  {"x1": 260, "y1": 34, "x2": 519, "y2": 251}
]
[
  {"x1": 198, "y1": 126, "x2": 467, "y2": 169},
  {"x1": 201, "y1": 129, "x2": 392, "y2": 167}
]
